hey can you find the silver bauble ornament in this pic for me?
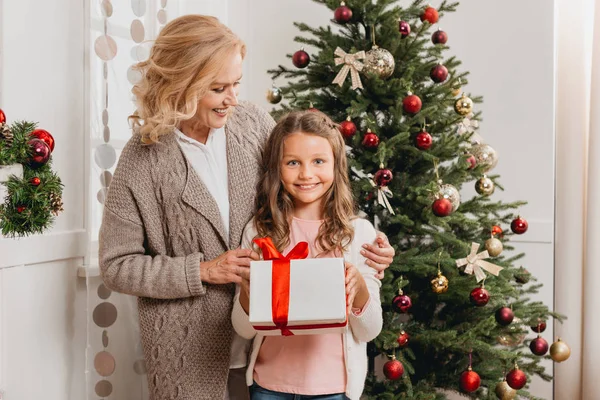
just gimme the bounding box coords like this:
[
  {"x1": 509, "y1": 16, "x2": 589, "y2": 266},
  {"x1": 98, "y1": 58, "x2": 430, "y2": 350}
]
[
  {"x1": 471, "y1": 143, "x2": 498, "y2": 172},
  {"x1": 363, "y1": 45, "x2": 395, "y2": 79},
  {"x1": 266, "y1": 85, "x2": 282, "y2": 104},
  {"x1": 475, "y1": 176, "x2": 495, "y2": 196},
  {"x1": 438, "y1": 183, "x2": 460, "y2": 212},
  {"x1": 485, "y1": 237, "x2": 503, "y2": 257}
]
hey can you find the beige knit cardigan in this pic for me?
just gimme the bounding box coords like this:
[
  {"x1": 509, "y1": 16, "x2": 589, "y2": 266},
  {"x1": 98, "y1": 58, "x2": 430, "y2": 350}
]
[{"x1": 99, "y1": 101, "x2": 275, "y2": 400}]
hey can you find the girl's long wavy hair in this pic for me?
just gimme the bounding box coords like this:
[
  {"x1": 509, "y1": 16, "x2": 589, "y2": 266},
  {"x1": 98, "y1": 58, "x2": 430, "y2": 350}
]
[
  {"x1": 254, "y1": 111, "x2": 356, "y2": 254},
  {"x1": 129, "y1": 15, "x2": 246, "y2": 143}
]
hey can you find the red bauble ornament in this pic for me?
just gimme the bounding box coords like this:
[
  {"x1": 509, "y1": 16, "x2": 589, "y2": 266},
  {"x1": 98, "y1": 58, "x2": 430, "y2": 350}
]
[
  {"x1": 506, "y1": 367, "x2": 527, "y2": 390},
  {"x1": 465, "y1": 153, "x2": 477, "y2": 169},
  {"x1": 17, "y1": 205, "x2": 26, "y2": 213},
  {"x1": 402, "y1": 93, "x2": 422, "y2": 114},
  {"x1": 397, "y1": 331, "x2": 410, "y2": 347},
  {"x1": 491, "y1": 225, "x2": 504, "y2": 237},
  {"x1": 420, "y1": 6, "x2": 439, "y2": 24},
  {"x1": 415, "y1": 131, "x2": 432, "y2": 150},
  {"x1": 334, "y1": 2, "x2": 353, "y2": 23},
  {"x1": 374, "y1": 168, "x2": 393, "y2": 187},
  {"x1": 362, "y1": 129, "x2": 379, "y2": 148},
  {"x1": 530, "y1": 336, "x2": 549, "y2": 356},
  {"x1": 0, "y1": 108, "x2": 6, "y2": 124},
  {"x1": 30, "y1": 129, "x2": 55, "y2": 152},
  {"x1": 339, "y1": 117, "x2": 357, "y2": 139},
  {"x1": 292, "y1": 49, "x2": 310, "y2": 68},
  {"x1": 432, "y1": 198, "x2": 452, "y2": 217},
  {"x1": 470, "y1": 286, "x2": 490, "y2": 307},
  {"x1": 392, "y1": 294, "x2": 412, "y2": 313},
  {"x1": 511, "y1": 217, "x2": 528, "y2": 234},
  {"x1": 30, "y1": 177, "x2": 41, "y2": 186},
  {"x1": 460, "y1": 368, "x2": 481, "y2": 393},
  {"x1": 430, "y1": 64, "x2": 448, "y2": 83},
  {"x1": 383, "y1": 358, "x2": 404, "y2": 380},
  {"x1": 28, "y1": 138, "x2": 51, "y2": 167},
  {"x1": 432, "y1": 29, "x2": 448, "y2": 44},
  {"x1": 531, "y1": 321, "x2": 547, "y2": 333},
  {"x1": 398, "y1": 20, "x2": 411, "y2": 37},
  {"x1": 495, "y1": 306, "x2": 514, "y2": 326}
]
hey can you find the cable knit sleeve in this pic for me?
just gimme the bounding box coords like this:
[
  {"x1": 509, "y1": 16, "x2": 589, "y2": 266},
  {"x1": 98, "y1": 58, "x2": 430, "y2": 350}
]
[
  {"x1": 231, "y1": 219, "x2": 259, "y2": 339},
  {"x1": 99, "y1": 138, "x2": 206, "y2": 299},
  {"x1": 347, "y1": 218, "x2": 383, "y2": 342}
]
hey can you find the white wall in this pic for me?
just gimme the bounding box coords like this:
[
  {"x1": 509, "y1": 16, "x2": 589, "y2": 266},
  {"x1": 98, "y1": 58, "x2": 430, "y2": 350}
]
[{"x1": 0, "y1": 0, "x2": 87, "y2": 399}]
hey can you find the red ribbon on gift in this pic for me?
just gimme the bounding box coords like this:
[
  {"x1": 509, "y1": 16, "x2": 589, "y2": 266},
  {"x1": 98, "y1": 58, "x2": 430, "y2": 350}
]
[{"x1": 252, "y1": 237, "x2": 347, "y2": 336}]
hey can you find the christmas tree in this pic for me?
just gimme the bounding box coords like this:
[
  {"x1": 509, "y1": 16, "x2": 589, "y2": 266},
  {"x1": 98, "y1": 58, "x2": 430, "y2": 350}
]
[{"x1": 267, "y1": 0, "x2": 568, "y2": 398}]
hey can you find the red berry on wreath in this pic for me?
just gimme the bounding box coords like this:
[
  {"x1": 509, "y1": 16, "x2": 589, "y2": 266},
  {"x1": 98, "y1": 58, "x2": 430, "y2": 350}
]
[
  {"x1": 292, "y1": 49, "x2": 310, "y2": 68},
  {"x1": 403, "y1": 93, "x2": 422, "y2": 114},
  {"x1": 31, "y1": 177, "x2": 41, "y2": 186},
  {"x1": 383, "y1": 357, "x2": 404, "y2": 380},
  {"x1": 430, "y1": 64, "x2": 448, "y2": 83},
  {"x1": 0, "y1": 108, "x2": 6, "y2": 124},
  {"x1": 374, "y1": 168, "x2": 393, "y2": 187},
  {"x1": 530, "y1": 336, "x2": 549, "y2": 356},
  {"x1": 339, "y1": 117, "x2": 357, "y2": 139},
  {"x1": 30, "y1": 129, "x2": 55, "y2": 152},
  {"x1": 460, "y1": 368, "x2": 481, "y2": 393},
  {"x1": 506, "y1": 365, "x2": 527, "y2": 390},
  {"x1": 420, "y1": 6, "x2": 439, "y2": 24},
  {"x1": 399, "y1": 20, "x2": 411, "y2": 37},
  {"x1": 362, "y1": 129, "x2": 379, "y2": 148},
  {"x1": 415, "y1": 131, "x2": 432, "y2": 150},
  {"x1": 432, "y1": 29, "x2": 448, "y2": 44},
  {"x1": 334, "y1": 2, "x2": 352, "y2": 23},
  {"x1": 511, "y1": 216, "x2": 528, "y2": 234},
  {"x1": 17, "y1": 205, "x2": 26, "y2": 213},
  {"x1": 470, "y1": 286, "x2": 490, "y2": 307},
  {"x1": 397, "y1": 331, "x2": 410, "y2": 347},
  {"x1": 392, "y1": 293, "x2": 412, "y2": 313},
  {"x1": 432, "y1": 198, "x2": 452, "y2": 217}
]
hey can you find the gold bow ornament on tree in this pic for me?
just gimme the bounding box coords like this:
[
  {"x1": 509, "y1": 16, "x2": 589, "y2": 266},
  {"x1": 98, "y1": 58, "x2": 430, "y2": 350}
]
[
  {"x1": 332, "y1": 47, "x2": 366, "y2": 90},
  {"x1": 456, "y1": 242, "x2": 503, "y2": 282}
]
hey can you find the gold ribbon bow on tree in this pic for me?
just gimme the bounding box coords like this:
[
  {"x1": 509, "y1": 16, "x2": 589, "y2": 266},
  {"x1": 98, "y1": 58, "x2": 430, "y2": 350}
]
[
  {"x1": 332, "y1": 47, "x2": 365, "y2": 90},
  {"x1": 351, "y1": 167, "x2": 395, "y2": 215},
  {"x1": 456, "y1": 242, "x2": 503, "y2": 282}
]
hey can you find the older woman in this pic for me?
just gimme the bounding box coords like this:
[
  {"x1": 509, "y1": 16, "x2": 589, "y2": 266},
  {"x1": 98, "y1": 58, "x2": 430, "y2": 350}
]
[{"x1": 99, "y1": 15, "x2": 394, "y2": 400}]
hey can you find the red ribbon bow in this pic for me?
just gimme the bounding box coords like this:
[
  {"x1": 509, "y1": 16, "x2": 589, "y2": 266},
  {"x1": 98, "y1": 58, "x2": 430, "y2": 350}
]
[{"x1": 253, "y1": 237, "x2": 309, "y2": 336}]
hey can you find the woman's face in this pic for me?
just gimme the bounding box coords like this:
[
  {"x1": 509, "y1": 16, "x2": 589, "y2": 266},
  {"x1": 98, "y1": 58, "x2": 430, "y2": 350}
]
[{"x1": 195, "y1": 51, "x2": 243, "y2": 131}]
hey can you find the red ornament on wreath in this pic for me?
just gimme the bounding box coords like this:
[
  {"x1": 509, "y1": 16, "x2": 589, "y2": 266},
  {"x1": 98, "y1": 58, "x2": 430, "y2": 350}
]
[
  {"x1": 530, "y1": 336, "x2": 549, "y2": 356},
  {"x1": 362, "y1": 129, "x2": 379, "y2": 148},
  {"x1": 506, "y1": 365, "x2": 527, "y2": 390},
  {"x1": 334, "y1": 1, "x2": 352, "y2": 23},
  {"x1": 460, "y1": 367, "x2": 481, "y2": 393},
  {"x1": 415, "y1": 131, "x2": 432, "y2": 150},
  {"x1": 374, "y1": 168, "x2": 393, "y2": 187},
  {"x1": 292, "y1": 49, "x2": 310, "y2": 69},
  {"x1": 420, "y1": 6, "x2": 439, "y2": 24},
  {"x1": 383, "y1": 356, "x2": 404, "y2": 380},
  {"x1": 0, "y1": 108, "x2": 6, "y2": 124},
  {"x1": 495, "y1": 306, "x2": 514, "y2": 326},
  {"x1": 339, "y1": 117, "x2": 357, "y2": 139},
  {"x1": 432, "y1": 29, "x2": 448, "y2": 44},
  {"x1": 31, "y1": 177, "x2": 41, "y2": 187},
  {"x1": 430, "y1": 64, "x2": 448, "y2": 83},
  {"x1": 28, "y1": 138, "x2": 51, "y2": 167},
  {"x1": 392, "y1": 290, "x2": 412, "y2": 313},
  {"x1": 397, "y1": 331, "x2": 410, "y2": 347},
  {"x1": 30, "y1": 129, "x2": 55, "y2": 152},
  {"x1": 398, "y1": 20, "x2": 411, "y2": 37},
  {"x1": 403, "y1": 92, "x2": 422, "y2": 114},
  {"x1": 511, "y1": 216, "x2": 528, "y2": 234},
  {"x1": 432, "y1": 198, "x2": 452, "y2": 217},
  {"x1": 470, "y1": 286, "x2": 490, "y2": 307},
  {"x1": 17, "y1": 205, "x2": 26, "y2": 213}
]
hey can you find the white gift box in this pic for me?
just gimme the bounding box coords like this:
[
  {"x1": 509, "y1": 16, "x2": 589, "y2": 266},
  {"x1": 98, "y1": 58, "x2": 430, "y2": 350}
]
[
  {"x1": 249, "y1": 257, "x2": 347, "y2": 336},
  {"x1": 0, "y1": 164, "x2": 23, "y2": 201}
]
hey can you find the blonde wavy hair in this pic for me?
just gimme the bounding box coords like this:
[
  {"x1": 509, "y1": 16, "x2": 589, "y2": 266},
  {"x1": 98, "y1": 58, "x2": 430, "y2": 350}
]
[
  {"x1": 254, "y1": 111, "x2": 356, "y2": 255},
  {"x1": 129, "y1": 15, "x2": 246, "y2": 143}
]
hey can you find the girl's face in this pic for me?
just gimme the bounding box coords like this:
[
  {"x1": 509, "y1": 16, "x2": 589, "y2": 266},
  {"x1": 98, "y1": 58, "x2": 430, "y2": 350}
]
[
  {"x1": 280, "y1": 132, "x2": 335, "y2": 214},
  {"x1": 194, "y1": 51, "x2": 243, "y2": 132}
]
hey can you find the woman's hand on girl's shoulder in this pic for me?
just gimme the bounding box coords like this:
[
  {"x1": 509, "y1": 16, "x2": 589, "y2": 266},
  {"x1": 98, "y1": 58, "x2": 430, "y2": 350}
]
[{"x1": 361, "y1": 231, "x2": 395, "y2": 279}]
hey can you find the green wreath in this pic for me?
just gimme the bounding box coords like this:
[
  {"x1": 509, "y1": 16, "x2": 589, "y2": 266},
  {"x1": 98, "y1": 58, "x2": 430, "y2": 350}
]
[{"x1": 0, "y1": 109, "x2": 63, "y2": 237}]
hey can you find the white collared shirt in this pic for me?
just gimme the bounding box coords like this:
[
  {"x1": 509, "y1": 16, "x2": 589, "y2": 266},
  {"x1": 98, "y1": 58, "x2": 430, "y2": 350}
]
[{"x1": 176, "y1": 127, "x2": 250, "y2": 369}]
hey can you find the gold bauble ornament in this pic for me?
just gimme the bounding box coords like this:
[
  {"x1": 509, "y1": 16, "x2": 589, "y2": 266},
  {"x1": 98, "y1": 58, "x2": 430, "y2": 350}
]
[
  {"x1": 452, "y1": 86, "x2": 461, "y2": 97},
  {"x1": 475, "y1": 175, "x2": 495, "y2": 196},
  {"x1": 454, "y1": 93, "x2": 473, "y2": 115},
  {"x1": 430, "y1": 272, "x2": 449, "y2": 294},
  {"x1": 363, "y1": 45, "x2": 395, "y2": 79},
  {"x1": 495, "y1": 379, "x2": 517, "y2": 399},
  {"x1": 485, "y1": 237, "x2": 503, "y2": 257},
  {"x1": 550, "y1": 338, "x2": 571, "y2": 362},
  {"x1": 471, "y1": 143, "x2": 499, "y2": 171},
  {"x1": 266, "y1": 85, "x2": 283, "y2": 104}
]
